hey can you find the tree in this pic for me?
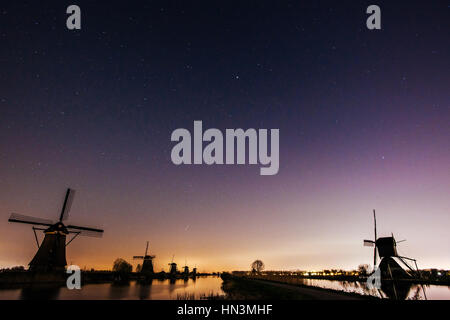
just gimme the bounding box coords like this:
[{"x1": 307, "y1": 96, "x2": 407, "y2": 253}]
[
  {"x1": 251, "y1": 260, "x2": 265, "y2": 274},
  {"x1": 113, "y1": 258, "x2": 132, "y2": 274},
  {"x1": 358, "y1": 264, "x2": 370, "y2": 276}
]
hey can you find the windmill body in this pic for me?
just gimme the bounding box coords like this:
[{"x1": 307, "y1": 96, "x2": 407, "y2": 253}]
[
  {"x1": 182, "y1": 258, "x2": 189, "y2": 276},
  {"x1": 169, "y1": 263, "x2": 177, "y2": 274},
  {"x1": 141, "y1": 257, "x2": 155, "y2": 274},
  {"x1": 168, "y1": 254, "x2": 178, "y2": 275},
  {"x1": 376, "y1": 236, "x2": 409, "y2": 279},
  {"x1": 183, "y1": 265, "x2": 189, "y2": 275},
  {"x1": 376, "y1": 237, "x2": 398, "y2": 258},
  {"x1": 29, "y1": 223, "x2": 69, "y2": 272},
  {"x1": 133, "y1": 241, "x2": 155, "y2": 275},
  {"x1": 8, "y1": 188, "x2": 104, "y2": 273}
]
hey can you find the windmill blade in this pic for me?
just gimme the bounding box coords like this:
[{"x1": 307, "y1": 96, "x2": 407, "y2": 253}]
[
  {"x1": 8, "y1": 213, "x2": 53, "y2": 227},
  {"x1": 68, "y1": 229, "x2": 103, "y2": 237},
  {"x1": 133, "y1": 256, "x2": 144, "y2": 259},
  {"x1": 60, "y1": 188, "x2": 76, "y2": 221},
  {"x1": 66, "y1": 224, "x2": 103, "y2": 233},
  {"x1": 364, "y1": 240, "x2": 375, "y2": 247},
  {"x1": 67, "y1": 224, "x2": 104, "y2": 237},
  {"x1": 145, "y1": 241, "x2": 149, "y2": 256},
  {"x1": 67, "y1": 228, "x2": 103, "y2": 238},
  {"x1": 373, "y1": 209, "x2": 377, "y2": 268}
]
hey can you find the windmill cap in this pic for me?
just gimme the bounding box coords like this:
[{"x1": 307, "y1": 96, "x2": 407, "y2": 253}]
[{"x1": 46, "y1": 222, "x2": 69, "y2": 234}]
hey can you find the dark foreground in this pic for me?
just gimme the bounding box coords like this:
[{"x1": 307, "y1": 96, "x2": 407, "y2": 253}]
[{"x1": 220, "y1": 274, "x2": 369, "y2": 300}]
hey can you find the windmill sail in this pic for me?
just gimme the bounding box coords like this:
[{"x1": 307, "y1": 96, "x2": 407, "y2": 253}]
[
  {"x1": 60, "y1": 188, "x2": 76, "y2": 221},
  {"x1": 8, "y1": 213, "x2": 54, "y2": 227},
  {"x1": 373, "y1": 209, "x2": 377, "y2": 268},
  {"x1": 67, "y1": 224, "x2": 104, "y2": 237},
  {"x1": 68, "y1": 229, "x2": 104, "y2": 237}
]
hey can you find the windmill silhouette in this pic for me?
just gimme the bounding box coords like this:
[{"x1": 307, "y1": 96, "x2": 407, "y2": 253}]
[
  {"x1": 364, "y1": 210, "x2": 419, "y2": 280},
  {"x1": 8, "y1": 188, "x2": 104, "y2": 272},
  {"x1": 182, "y1": 258, "x2": 189, "y2": 276},
  {"x1": 168, "y1": 255, "x2": 177, "y2": 275},
  {"x1": 133, "y1": 241, "x2": 155, "y2": 274}
]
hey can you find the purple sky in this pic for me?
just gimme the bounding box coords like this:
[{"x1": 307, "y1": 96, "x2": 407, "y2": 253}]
[{"x1": 0, "y1": 1, "x2": 449, "y2": 271}]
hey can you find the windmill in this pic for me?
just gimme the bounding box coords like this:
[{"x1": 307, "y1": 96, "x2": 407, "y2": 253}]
[
  {"x1": 8, "y1": 188, "x2": 104, "y2": 272},
  {"x1": 364, "y1": 210, "x2": 420, "y2": 280},
  {"x1": 192, "y1": 265, "x2": 197, "y2": 276},
  {"x1": 168, "y1": 255, "x2": 177, "y2": 275},
  {"x1": 182, "y1": 258, "x2": 189, "y2": 275},
  {"x1": 133, "y1": 241, "x2": 155, "y2": 274}
]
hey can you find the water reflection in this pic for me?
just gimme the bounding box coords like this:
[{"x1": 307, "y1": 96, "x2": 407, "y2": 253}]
[
  {"x1": 0, "y1": 276, "x2": 224, "y2": 300},
  {"x1": 108, "y1": 281, "x2": 131, "y2": 300},
  {"x1": 0, "y1": 276, "x2": 448, "y2": 300},
  {"x1": 135, "y1": 279, "x2": 153, "y2": 300},
  {"x1": 297, "y1": 278, "x2": 446, "y2": 300},
  {"x1": 379, "y1": 281, "x2": 411, "y2": 300},
  {"x1": 20, "y1": 284, "x2": 61, "y2": 300},
  {"x1": 168, "y1": 278, "x2": 176, "y2": 295}
]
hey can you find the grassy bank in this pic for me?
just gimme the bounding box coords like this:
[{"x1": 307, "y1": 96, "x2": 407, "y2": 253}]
[
  {"x1": 221, "y1": 274, "x2": 311, "y2": 299},
  {"x1": 220, "y1": 273, "x2": 370, "y2": 300}
]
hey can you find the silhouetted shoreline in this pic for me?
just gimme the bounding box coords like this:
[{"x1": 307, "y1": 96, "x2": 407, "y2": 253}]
[{"x1": 0, "y1": 270, "x2": 213, "y2": 287}]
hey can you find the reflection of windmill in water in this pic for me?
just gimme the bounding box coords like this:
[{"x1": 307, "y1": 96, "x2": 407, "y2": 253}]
[
  {"x1": 137, "y1": 280, "x2": 152, "y2": 300},
  {"x1": 8, "y1": 188, "x2": 104, "y2": 272},
  {"x1": 168, "y1": 255, "x2": 177, "y2": 275},
  {"x1": 133, "y1": 241, "x2": 155, "y2": 275},
  {"x1": 364, "y1": 210, "x2": 426, "y2": 299}
]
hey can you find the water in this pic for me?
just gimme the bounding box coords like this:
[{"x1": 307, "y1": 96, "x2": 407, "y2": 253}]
[
  {"x1": 0, "y1": 276, "x2": 224, "y2": 300},
  {"x1": 296, "y1": 278, "x2": 450, "y2": 300},
  {"x1": 0, "y1": 276, "x2": 448, "y2": 300}
]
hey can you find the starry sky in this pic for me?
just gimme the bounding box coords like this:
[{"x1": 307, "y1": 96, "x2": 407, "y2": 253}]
[{"x1": 0, "y1": 1, "x2": 449, "y2": 272}]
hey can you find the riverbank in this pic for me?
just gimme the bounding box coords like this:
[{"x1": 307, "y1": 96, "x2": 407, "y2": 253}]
[{"x1": 220, "y1": 273, "x2": 371, "y2": 300}]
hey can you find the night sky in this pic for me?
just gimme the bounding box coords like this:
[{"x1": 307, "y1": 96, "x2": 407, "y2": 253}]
[{"x1": 0, "y1": 1, "x2": 449, "y2": 271}]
